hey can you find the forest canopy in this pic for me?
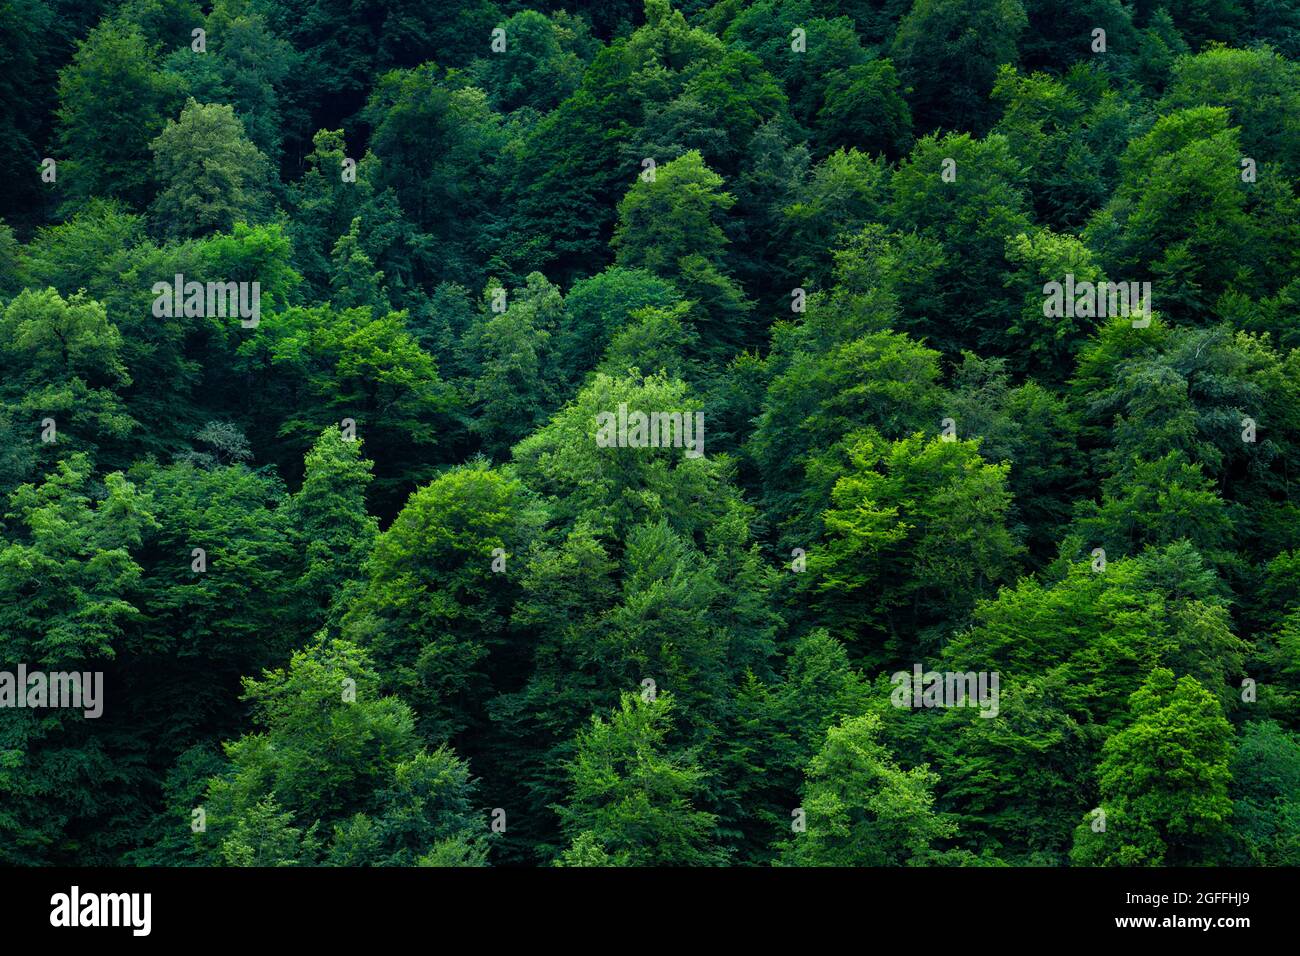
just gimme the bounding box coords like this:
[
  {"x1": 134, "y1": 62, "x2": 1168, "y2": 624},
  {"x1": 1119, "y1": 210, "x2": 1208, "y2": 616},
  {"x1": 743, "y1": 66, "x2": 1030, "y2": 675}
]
[{"x1": 1, "y1": 0, "x2": 1299, "y2": 868}]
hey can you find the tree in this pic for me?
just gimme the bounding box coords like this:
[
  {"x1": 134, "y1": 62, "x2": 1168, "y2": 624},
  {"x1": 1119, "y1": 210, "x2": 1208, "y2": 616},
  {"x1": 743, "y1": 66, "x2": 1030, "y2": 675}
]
[
  {"x1": 716, "y1": 630, "x2": 872, "y2": 863},
  {"x1": 203, "y1": 638, "x2": 487, "y2": 864},
  {"x1": 361, "y1": 64, "x2": 504, "y2": 286},
  {"x1": 891, "y1": 0, "x2": 1028, "y2": 134},
  {"x1": 555, "y1": 267, "x2": 681, "y2": 380},
  {"x1": 219, "y1": 798, "x2": 323, "y2": 866},
  {"x1": 1071, "y1": 669, "x2": 1234, "y2": 865},
  {"x1": 777, "y1": 713, "x2": 958, "y2": 866},
  {"x1": 329, "y1": 218, "x2": 390, "y2": 313},
  {"x1": 1083, "y1": 106, "x2": 1296, "y2": 320},
  {"x1": 613, "y1": 150, "x2": 733, "y2": 279},
  {"x1": 108, "y1": 221, "x2": 301, "y2": 459},
  {"x1": 611, "y1": 150, "x2": 752, "y2": 356},
  {"x1": 1158, "y1": 0, "x2": 1248, "y2": 47},
  {"x1": 489, "y1": 369, "x2": 780, "y2": 858},
  {"x1": 1002, "y1": 228, "x2": 1106, "y2": 371},
  {"x1": 149, "y1": 99, "x2": 274, "y2": 238},
  {"x1": 1016, "y1": 0, "x2": 1137, "y2": 72},
  {"x1": 814, "y1": 60, "x2": 913, "y2": 159},
  {"x1": 464, "y1": 274, "x2": 564, "y2": 458},
  {"x1": 287, "y1": 427, "x2": 377, "y2": 627},
  {"x1": 598, "y1": 301, "x2": 700, "y2": 382},
  {"x1": 722, "y1": 1, "x2": 872, "y2": 130},
  {"x1": 341, "y1": 461, "x2": 541, "y2": 743},
  {"x1": 18, "y1": 200, "x2": 146, "y2": 304},
  {"x1": 779, "y1": 150, "x2": 891, "y2": 289},
  {"x1": 873, "y1": 670, "x2": 1094, "y2": 864},
  {"x1": 748, "y1": 320, "x2": 946, "y2": 537},
  {"x1": 0, "y1": 455, "x2": 156, "y2": 863},
  {"x1": 1162, "y1": 44, "x2": 1300, "y2": 177},
  {"x1": 1072, "y1": 451, "x2": 1235, "y2": 565},
  {"x1": 1070, "y1": 317, "x2": 1298, "y2": 521},
  {"x1": 1228, "y1": 721, "x2": 1300, "y2": 865},
  {"x1": 629, "y1": 47, "x2": 790, "y2": 183},
  {"x1": 56, "y1": 19, "x2": 184, "y2": 209},
  {"x1": 286, "y1": 129, "x2": 364, "y2": 296},
  {"x1": 554, "y1": 692, "x2": 727, "y2": 866},
  {"x1": 504, "y1": 0, "x2": 732, "y2": 280},
  {"x1": 945, "y1": 542, "x2": 1245, "y2": 727},
  {"x1": 0, "y1": 288, "x2": 134, "y2": 469},
  {"x1": 807, "y1": 430, "x2": 1022, "y2": 662},
  {"x1": 946, "y1": 353, "x2": 1081, "y2": 559},
  {"x1": 0, "y1": 0, "x2": 57, "y2": 227},
  {"x1": 161, "y1": 0, "x2": 297, "y2": 164},
  {"x1": 254, "y1": 302, "x2": 455, "y2": 509},
  {"x1": 469, "y1": 9, "x2": 593, "y2": 114},
  {"x1": 329, "y1": 748, "x2": 488, "y2": 867},
  {"x1": 129, "y1": 447, "x2": 302, "y2": 746},
  {"x1": 991, "y1": 65, "x2": 1142, "y2": 232},
  {"x1": 886, "y1": 131, "x2": 1032, "y2": 354}
]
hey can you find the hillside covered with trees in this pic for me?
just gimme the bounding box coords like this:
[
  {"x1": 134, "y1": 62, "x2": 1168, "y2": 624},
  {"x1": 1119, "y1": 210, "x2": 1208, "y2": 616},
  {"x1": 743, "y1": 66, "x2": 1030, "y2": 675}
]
[{"x1": 1, "y1": 0, "x2": 1299, "y2": 867}]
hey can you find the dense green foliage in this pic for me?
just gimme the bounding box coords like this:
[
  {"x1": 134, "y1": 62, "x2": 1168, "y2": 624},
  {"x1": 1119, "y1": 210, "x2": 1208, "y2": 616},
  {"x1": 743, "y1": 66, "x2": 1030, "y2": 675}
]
[{"x1": 1, "y1": 0, "x2": 1298, "y2": 868}]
